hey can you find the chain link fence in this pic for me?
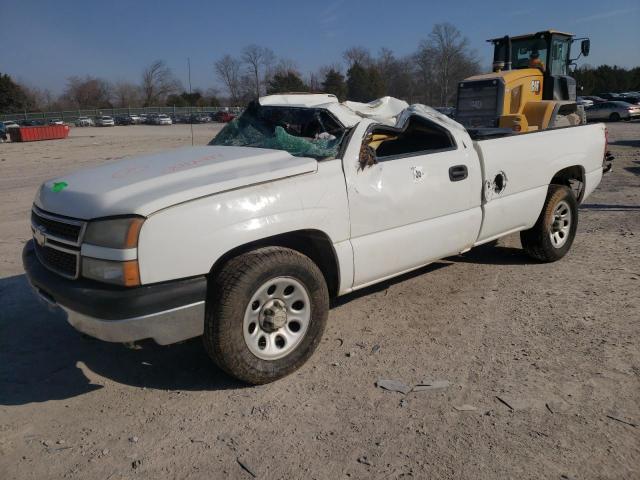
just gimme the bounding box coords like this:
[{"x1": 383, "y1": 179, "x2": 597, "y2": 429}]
[{"x1": 0, "y1": 106, "x2": 243, "y2": 123}]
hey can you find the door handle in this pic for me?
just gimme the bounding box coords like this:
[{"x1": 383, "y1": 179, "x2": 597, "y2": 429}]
[{"x1": 449, "y1": 165, "x2": 468, "y2": 182}]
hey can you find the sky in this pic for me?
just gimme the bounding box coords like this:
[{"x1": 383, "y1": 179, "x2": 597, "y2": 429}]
[{"x1": 1, "y1": 0, "x2": 639, "y2": 95}]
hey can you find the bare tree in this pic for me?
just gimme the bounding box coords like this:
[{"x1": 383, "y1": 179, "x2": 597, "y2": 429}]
[
  {"x1": 273, "y1": 58, "x2": 299, "y2": 76},
  {"x1": 19, "y1": 83, "x2": 55, "y2": 111},
  {"x1": 241, "y1": 45, "x2": 275, "y2": 99},
  {"x1": 416, "y1": 23, "x2": 480, "y2": 105},
  {"x1": 214, "y1": 55, "x2": 242, "y2": 105},
  {"x1": 63, "y1": 76, "x2": 112, "y2": 108},
  {"x1": 308, "y1": 72, "x2": 322, "y2": 92},
  {"x1": 343, "y1": 46, "x2": 372, "y2": 68},
  {"x1": 141, "y1": 60, "x2": 181, "y2": 106},
  {"x1": 112, "y1": 81, "x2": 141, "y2": 108}
]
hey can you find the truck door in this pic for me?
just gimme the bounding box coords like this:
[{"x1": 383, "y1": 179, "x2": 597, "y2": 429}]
[{"x1": 343, "y1": 116, "x2": 483, "y2": 289}]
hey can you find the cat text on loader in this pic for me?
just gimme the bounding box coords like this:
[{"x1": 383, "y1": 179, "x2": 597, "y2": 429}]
[{"x1": 456, "y1": 30, "x2": 591, "y2": 133}]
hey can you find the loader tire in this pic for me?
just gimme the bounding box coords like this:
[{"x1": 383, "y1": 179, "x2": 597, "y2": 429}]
[
  {"x1": 520, "y1": 185, "x2": 578, "y2": 262},
  {"x1": 203, "y1": 247, "x2": 329, "y2": 385}
]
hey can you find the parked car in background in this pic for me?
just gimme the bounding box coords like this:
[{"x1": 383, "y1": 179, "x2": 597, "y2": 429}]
[
  {"x1": 213, "y1": 111, "x2": 236, "y2": 123},
  {"x1": 20, "y1": 119, "x2": 46, "y2": 126},
  {"x1": 48, "y1": 118, "x2": 64, "y2": 125},
  {"x1": 95, "y1": 116, "x2": 115, "y2": 127},
  {"x1": 75, "y1": 116, "x2": 94, "y2": 127},
  {"x1": 138, "y1": 114, "x2": 149, "y2": 124},
  {"x1": 619, "y1": 95, "x2": 640, "y2": 105},
  {"x1": 577, "y1": 97, "x2": 594, "y2": 108},
  {"x1": 189, "y1": 114, "x2": 210, "y2": 124},
  {"x1": 3, "y1": 120, "x2": 20, "y2": 129},
  {"x1": 128, "y1": 114, "x2": 142, "y2": 124},
  {"x1": 582, "y1": 95, "x2": 606, "y2": 104},
  {"x1": 596, "y1": 93, "x2": 623, "y2": 100},
  {"x1": 154, "y1": 114, "x2": 172, "y2": 125},
  {"x1": 145, "y1": 114, "x2": 159, "y2": 125},
  {"x1": 585, "y1": 101, "x2": 640, "y2": 122},
  {"x1": 0, "y1": 122, "x2": 6, "y2": 142},
  {"x1": 115, "y1": 115, "x2": 135, "y2": 126}
]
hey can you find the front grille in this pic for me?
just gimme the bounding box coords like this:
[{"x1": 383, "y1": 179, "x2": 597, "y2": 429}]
[
  {"x1": 31, "y1": 208, "x2": 84, "y2": 244},
  {"x1": 34, "y1": 242, "x2": 79, "y2": 279},
  {"x1": 456, "y1": 80, "x2": 501, "y2": 128},
  {"x1": 31, "y1": 206, "x2": 85, "y2": 279}
]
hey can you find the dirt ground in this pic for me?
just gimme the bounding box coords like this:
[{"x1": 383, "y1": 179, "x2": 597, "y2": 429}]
[{"x1": 0, "y1": 122, "x2": 638, "y2": 479}]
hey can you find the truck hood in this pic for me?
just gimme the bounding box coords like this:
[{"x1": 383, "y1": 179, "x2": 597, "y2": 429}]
[{"x1": 35, "y1": 146, "x2": 317, "y2": 219}]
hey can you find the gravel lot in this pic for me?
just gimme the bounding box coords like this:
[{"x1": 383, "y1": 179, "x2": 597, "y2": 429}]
[{"x1": 1, "y1": 122, "x2": 638, "y2": 479}]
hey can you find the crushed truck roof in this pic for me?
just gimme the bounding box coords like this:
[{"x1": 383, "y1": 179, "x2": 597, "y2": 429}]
[{"x1": 258, "y1": 93, "x2": 466, "y2": 135}]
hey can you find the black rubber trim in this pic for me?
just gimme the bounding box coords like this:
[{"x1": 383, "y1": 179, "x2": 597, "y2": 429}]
[{"x1": 23, "y1": 241, "x2": 207, "y2": 320}]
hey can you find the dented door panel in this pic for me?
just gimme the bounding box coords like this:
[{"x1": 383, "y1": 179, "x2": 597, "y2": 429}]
[{"x1": 343, "y1": 122, "x2": 483, "y2": 289}]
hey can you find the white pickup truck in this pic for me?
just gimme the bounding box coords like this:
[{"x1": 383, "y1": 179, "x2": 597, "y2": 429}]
[{"x1": 24, "y1": 94, "x2": 609, "y2": 384}]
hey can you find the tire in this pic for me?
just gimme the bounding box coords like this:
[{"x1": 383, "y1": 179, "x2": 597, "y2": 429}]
[
  {"x1": 609, "y1": 112, "x2": 620, "y2": 122},
  {"x1": 520, "y1": 185, "x2": 578, "y2": 262},
  {"x1": 203, "y1": 247, "x2": 329, "y2": 384}
]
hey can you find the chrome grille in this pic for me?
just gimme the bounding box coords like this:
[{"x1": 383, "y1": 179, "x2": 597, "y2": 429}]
[
  {"x1": 34, "y1": 242, "x2": 79, "y2": 279},
  {"x1": 31, "y1": 206, "x2": 85, "y2": 279},
  {"x1": 31, "y1": 206, "x2": 86, "y2": 246}
]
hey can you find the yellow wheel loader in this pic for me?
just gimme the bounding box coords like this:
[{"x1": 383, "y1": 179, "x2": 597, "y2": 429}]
[{"x1": 456, "y1": 30, "x2": 591, "y2": 132}]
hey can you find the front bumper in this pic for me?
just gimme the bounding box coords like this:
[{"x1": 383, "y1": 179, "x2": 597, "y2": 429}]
[{"x1": 23, "y1": 241, "x2": 207, "y2": 344}]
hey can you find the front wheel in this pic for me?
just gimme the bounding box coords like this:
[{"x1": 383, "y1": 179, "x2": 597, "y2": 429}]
[
  {"x1": 520, "y1": 185, "x2": 578, "y2": 262},
  {"x1": 203, "y1": 247, "x2": 329, "y2": 384},
  {"x1": 609, "y1": 112, "x2": 621, "y2": 122}
]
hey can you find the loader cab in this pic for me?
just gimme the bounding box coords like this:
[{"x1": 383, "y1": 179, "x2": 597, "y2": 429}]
[
  {"x1": 456, "y1": 29, "x2": 590, "y2": 131},
  {"x1": 491, "y1": 31, "x2": 576, "y2": 101}
]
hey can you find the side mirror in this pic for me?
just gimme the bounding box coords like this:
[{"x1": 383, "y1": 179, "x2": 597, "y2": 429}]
[{"x1": 581, "y1": 39, "x2": 590, "y2": 57}]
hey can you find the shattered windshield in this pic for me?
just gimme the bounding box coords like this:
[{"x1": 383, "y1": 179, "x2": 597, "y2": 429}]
[{"x1": 209, "y1": 103, "x2": 347, "y2": 160}]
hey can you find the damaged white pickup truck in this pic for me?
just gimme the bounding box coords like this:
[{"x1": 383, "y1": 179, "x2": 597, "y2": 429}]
[{"x1": 24, "y1": 94, "x2": 609, "y2": 384}]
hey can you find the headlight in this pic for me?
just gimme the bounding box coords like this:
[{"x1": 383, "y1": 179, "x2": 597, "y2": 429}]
[
  {"x1": 82, "y1": 257, "x2": 140, "y2": 286},
  {"x1": 83, "y1": 217, "x2": 144, "y2": 249}
]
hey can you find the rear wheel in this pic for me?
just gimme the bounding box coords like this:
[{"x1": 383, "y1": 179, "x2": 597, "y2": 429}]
[
  {"x1": 609, "y1": 112, "x2": 621, "y2": 122},
  {"x1": 520, "y1": 185, "x2": 578, "y2": 262},
  {"x1": 204, "y1": 247, "x2": 329, "y2": 384}
]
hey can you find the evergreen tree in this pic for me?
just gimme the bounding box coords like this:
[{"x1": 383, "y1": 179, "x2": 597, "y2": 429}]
[
  {"x1": 0, "y1": 73, "x2": 32, "y2": 113},
  {"x1": 321, "y1": 69, "x2": 347, "y2": 101},
  {"x1": 347, "y1": 62, "x2": 385, "y2": 102},
  {"x1": 346, "y1": 62, "x2": 369, "y2": 101},
  {"x1": 266, "y1": 71, "x2": 308, "y2": 94}
]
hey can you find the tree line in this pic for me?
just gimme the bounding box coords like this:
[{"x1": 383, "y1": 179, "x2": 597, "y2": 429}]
[
  {"x1": 2, "y1": 23, "x2": 639, "y2": 114},
  {"x1": 573, "y1": 65, "x2": 640, "y2": 95},
  {"x1": 216, "y1": 23, "x2": 480, "y2": 107},
  {"x1": 0, "y1": 60, "x2": 220, "y2": 114}
]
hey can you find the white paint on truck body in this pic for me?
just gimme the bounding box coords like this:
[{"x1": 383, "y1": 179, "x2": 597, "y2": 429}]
[
  {"x1": 32, "y1": 95, "x2": 606, "y2": 297},
  {"x1": 35, "y1": 146, "x2": 318, "y2": 219}
]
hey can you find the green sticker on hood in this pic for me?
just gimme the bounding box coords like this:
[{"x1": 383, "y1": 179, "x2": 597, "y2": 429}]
[{"x1": 51, "y1": 181, "x2": 68, "y2": 192}]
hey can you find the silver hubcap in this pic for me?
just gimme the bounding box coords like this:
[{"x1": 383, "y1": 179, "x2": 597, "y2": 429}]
[
  {"x1": 550, "y1": 200, "x2": 572, "y2": 248},
  {"x1": 243, "y1": 276, "x2": 311, "y2": 360}
]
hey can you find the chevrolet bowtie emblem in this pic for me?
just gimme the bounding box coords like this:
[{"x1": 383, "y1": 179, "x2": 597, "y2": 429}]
[{"x1": 34, "y1": 225, "x2": 47, "y2": 247}]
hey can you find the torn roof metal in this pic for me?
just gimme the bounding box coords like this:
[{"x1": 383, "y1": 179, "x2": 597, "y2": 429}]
[{"x1": 259, "y1": 93, "x2": 465, "y2": 133}]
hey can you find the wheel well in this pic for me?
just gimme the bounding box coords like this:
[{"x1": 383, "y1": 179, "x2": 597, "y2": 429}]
[
  {"x1": 209, "y1": 230, "x2": 340, "y2": 298},
  {"x1": 550, "y1": 165, "x2": 585, "y2": 202}
]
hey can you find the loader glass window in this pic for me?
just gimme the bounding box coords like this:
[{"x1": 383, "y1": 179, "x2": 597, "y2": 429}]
[
  {"x1": 368, "y1": 116, "x2": 456, "y2": 161},
  {"x1": 511, "y1": 38, "x2": 548, "y2": 70},
  {"x1": 550, "y1": 38, "x2": 570, "y2": 76}
]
